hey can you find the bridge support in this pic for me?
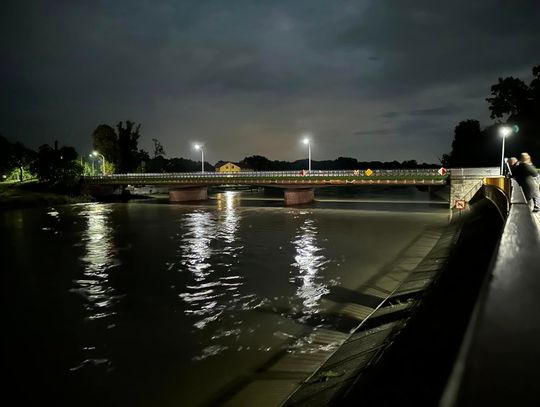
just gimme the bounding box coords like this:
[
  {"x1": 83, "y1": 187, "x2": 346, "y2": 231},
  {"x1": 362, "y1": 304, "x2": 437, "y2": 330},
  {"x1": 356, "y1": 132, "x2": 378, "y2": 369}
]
[
  {"x1": 284, "y1": 188, "x2": 315, "y2": 206},
  {"x1": 84, "y1": 184, "x2": 125, "y2": 197},
  {"x1": 169, "y1": 187, "x2": 208, "y2": 203},
  {"x1": 449, "y1": 176, "x2": 484, "y2": 209}
]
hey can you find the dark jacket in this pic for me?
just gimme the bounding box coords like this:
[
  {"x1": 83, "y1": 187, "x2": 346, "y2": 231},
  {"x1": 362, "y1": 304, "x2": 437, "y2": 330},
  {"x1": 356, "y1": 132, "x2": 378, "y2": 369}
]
[{"x1": 514, "y1": 163, "x2": 540, "y2": 200}]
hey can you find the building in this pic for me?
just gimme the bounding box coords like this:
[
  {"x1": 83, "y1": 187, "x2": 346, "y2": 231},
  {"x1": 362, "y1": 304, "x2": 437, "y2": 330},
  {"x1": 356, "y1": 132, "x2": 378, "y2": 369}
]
[{"x1": 216, "y1": 162, "x2": 241, "y2": 172}]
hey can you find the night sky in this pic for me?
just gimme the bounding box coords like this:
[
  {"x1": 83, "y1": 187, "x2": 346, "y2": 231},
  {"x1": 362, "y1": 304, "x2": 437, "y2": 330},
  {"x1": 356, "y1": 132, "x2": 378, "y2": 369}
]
[{"x1": 1, "y1": 0, "x2": 539, "y2": 164}]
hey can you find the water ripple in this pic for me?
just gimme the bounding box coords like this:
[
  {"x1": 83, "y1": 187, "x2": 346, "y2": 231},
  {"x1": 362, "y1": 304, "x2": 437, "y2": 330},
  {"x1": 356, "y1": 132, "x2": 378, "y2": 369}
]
[{"x1": 291, "y1": 217, "x2": 330, "y2": 318}]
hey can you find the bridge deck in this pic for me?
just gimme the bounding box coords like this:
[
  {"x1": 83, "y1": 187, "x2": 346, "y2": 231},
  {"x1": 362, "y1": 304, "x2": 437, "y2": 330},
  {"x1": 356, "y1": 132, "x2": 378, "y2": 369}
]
[{"x1": 83, "y1": 169, "x2": 448, "y2": 186}]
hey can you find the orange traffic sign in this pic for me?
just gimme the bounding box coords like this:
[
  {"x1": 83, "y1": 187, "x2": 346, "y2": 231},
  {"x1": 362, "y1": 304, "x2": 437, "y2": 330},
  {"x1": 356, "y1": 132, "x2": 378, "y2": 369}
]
[{"x1": 454, "y1": 200, "x2": 466, "y2": 209}]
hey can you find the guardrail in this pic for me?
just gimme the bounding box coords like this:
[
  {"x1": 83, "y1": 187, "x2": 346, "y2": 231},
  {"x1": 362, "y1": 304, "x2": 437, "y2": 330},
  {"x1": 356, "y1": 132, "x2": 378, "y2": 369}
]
[
  {"x1": 448, "y1": 167, "x2": 500, "y2": 177},
  {"x1": 82, "y1": 168, "x2": 446, "y2": 181}
]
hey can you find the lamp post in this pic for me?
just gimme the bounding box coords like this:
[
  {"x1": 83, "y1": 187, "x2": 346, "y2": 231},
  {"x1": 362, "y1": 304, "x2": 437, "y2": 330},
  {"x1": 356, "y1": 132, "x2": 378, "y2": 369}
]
[
  {"x1": 88, "y1": 154, "x2": 95, "y2": 175},
  {"x1": 194, "y1": 144, "x2": 204, "y2": 173},
  {"x1": 302, "y1": 137, "x2": 311, "y2": 172},
  {"x1": 92, "y1": 151, "x2": 106, "y2": 174},
  {"x1": 499, "y1": 126, "x2": 513, "y2": 175}
]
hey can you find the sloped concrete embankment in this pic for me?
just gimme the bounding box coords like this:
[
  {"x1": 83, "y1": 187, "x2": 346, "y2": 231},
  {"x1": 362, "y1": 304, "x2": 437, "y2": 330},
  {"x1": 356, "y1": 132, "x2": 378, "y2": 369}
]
[{"x1": 211, "y1": 213, "x2": 472, "y2": 406}]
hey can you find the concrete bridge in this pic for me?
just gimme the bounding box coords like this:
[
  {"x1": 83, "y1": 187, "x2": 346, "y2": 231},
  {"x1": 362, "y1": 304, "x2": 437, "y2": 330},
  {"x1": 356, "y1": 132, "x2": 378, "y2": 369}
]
[
  {"x1": 82, "y1": 167, "x2": 504, "y2": 208},
  {"x1": 82, "y1": 167, "x2": 539, "y2": 404}
]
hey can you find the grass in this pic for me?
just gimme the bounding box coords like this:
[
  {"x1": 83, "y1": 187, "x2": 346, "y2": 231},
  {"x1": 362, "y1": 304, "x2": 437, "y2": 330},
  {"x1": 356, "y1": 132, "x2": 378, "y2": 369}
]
[{"x1": 0, "y1": 181, "x2": 92, "y2": 210}]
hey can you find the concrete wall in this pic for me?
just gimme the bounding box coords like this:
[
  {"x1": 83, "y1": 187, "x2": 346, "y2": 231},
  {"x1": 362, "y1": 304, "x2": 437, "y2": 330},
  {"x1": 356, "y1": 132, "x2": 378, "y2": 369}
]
[
  {"x1": 284, "y1": 188, "x2": 315, "y2": 205},
  {"x1": 449, "y1": 177, "x2": 483, "y2": 209},
  {"x1": 442, "y1": 180, "x2": 540, "y2": 406},
  {"x1": 169, "y1": 187, "x2": 208, "y2": 202}
]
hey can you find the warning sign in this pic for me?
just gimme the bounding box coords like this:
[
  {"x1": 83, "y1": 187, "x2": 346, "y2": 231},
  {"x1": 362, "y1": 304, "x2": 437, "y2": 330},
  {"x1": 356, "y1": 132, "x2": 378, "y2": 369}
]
[
  {"x1": 365, "y1": 168, "x2": 373, "y2": 176},
  {"x1": 438, "y1": 167, "x2": 447, "y2": 176},
  {"x1": 454, "y1": 200, "x2": 466, "y2": 210}
]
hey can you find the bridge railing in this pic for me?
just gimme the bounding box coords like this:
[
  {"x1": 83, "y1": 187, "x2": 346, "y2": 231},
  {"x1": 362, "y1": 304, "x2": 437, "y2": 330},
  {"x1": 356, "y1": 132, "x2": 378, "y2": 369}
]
[
  {"x1": 82, "y1": 168, "x2": 445, "y2": 181},
  {"x1": 447, "y1": 167, "x2": 500, "y2": 177},
  {"x1": 441, "y1": 179, "x2": 540, "y2": 405}
]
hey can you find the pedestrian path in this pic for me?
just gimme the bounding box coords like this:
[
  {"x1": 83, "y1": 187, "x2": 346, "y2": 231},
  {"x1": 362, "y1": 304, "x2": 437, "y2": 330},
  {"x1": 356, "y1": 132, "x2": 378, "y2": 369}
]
[{"x1": 533, "y1": 212, "x2": 540, "y2": 234}]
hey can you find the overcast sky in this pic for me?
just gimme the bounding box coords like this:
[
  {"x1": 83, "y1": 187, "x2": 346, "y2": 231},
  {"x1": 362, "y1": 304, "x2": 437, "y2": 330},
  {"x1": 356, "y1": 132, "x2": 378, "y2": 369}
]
[{"x1": 1, "y1": 0, "x2": 539, "y2": 164}]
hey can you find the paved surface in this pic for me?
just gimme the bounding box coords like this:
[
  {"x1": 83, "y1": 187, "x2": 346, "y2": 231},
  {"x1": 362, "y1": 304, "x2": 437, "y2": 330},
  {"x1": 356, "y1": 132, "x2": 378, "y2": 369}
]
[
  {"x1": 442, "y1": 180, "x2": 540, "y2": 406},
  {"x1": 533, "y1": 211, "x2": 540, "y2": 233}
]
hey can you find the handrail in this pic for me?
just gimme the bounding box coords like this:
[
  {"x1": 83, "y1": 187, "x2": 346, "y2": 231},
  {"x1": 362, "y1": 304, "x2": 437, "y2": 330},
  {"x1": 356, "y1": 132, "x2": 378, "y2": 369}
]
[{"x1": 441, "y1": 179, "x2": 540, "y2": 405}]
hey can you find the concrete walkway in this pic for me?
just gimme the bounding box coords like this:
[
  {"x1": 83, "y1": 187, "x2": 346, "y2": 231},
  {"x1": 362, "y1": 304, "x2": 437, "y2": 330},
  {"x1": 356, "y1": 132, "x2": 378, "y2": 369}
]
[{"x1": 533, "y1": 211, "x2": 540, "y2": 232}]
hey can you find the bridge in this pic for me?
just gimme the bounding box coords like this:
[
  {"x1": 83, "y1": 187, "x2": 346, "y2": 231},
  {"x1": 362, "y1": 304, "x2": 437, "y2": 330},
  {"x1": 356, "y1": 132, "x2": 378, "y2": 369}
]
[
  {"x1": 81, "y1": 167, "x2": 540, "y2": 405},
  {"x1": 82, "y1": 167, "x2": 504, "y2": 207}
]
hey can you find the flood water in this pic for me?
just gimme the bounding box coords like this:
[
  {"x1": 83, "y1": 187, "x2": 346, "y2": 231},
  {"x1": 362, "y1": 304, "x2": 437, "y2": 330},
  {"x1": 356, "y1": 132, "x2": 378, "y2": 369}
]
[{"x1": 3, "y1": 186, "x2": 449, "y2": 406}]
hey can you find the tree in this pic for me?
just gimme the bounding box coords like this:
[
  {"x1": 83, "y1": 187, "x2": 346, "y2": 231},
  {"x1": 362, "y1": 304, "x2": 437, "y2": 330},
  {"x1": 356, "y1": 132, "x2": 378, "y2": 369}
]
[
  {"x1": 116, "y1": 121, "x2": 141, "y2": 173},
  {"x1": 0, "y1": 135, "x2": 36, "y2": 181},
  {"x1": 152, "y1": 138, "x2": 166, "y2": 158},
  {"x1": 486, "y1": 64, "x2": 540, "y2": 159},
  {"x1": 11, "y1": 142, "x2": 36, "y2": 182},
  {"x1": 31, "y1": 143, "x2": 82, "y2": 187},
  {"x1": 92, "y1": 125, "x2": 118, "y2": 165}
]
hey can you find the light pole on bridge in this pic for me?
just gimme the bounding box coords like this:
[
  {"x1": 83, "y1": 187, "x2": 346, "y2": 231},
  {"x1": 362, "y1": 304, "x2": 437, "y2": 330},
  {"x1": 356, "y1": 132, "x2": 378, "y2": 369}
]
[
  {"x1": 302, "y1": 137, "x2": 311, "y2": 172},
  {"x1": 194, "y1": 144, "x2": 204, "y2": 173}
]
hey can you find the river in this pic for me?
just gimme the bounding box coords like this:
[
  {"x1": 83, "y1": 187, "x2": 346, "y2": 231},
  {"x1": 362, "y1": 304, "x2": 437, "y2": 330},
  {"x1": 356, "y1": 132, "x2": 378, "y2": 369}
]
[{"x1": 3, "y1": 186, "x2": 449, "y2": 406}]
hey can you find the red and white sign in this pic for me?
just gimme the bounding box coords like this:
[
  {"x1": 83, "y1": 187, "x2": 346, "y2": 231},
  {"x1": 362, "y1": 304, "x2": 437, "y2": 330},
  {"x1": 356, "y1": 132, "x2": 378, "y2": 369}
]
[
  {"x1": 438, "y1": 167, "x2": 447, "y2": 176},
  {"x1": 454, "y1": 200, "x2": 466, "y2": 210}
]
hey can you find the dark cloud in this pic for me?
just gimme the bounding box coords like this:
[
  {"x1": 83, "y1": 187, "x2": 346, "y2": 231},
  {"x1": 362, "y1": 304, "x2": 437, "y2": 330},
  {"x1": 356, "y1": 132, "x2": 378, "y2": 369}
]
[{"x1": 1, "y1": 0, "x2": 539, "y2": 163}]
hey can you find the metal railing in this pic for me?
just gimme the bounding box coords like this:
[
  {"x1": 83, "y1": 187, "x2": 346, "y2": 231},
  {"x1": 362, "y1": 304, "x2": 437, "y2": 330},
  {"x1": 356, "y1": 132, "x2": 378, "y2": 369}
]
[{"x1": 82, "y1": 168, "x2": 446, "y2": 182}]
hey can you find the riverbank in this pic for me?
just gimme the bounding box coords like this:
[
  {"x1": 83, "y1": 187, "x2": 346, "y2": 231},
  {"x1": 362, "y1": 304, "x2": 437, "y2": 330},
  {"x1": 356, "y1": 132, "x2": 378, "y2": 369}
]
[{"x1": 0, "y1": 181, "x2": 93, "y2": 210}]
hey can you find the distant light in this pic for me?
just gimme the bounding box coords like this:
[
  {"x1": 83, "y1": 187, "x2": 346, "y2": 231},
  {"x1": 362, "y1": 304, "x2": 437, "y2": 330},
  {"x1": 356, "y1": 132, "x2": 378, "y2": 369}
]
[
  {"x1": 92, "y1": 151, "x2": 98, "y2": 156},
  {"x1": 499, "y1": 126, "x2": 513, "y2": 138},
  {"x1": 303, "y1": 138, "x2": 310, "y2": 145},
  {"x1": 194, "y1": 144, "x2": 201, "y2": 150}
]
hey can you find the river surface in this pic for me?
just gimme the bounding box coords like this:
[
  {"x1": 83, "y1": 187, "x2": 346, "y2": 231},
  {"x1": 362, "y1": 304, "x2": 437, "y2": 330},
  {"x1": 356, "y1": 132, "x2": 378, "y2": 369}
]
[{"x1": 3, "y1": 186, "x2": 449, "y2": 406}]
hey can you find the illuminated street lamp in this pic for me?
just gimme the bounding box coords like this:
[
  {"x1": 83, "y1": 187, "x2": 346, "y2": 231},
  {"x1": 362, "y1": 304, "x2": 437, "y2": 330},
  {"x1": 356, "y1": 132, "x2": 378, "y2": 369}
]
[
  {"x1": 88, "y1": 154, "x2": 95, "y2": 175},
  {"x1": 302, "y1": 137, "x2": 311, "y2": 172},
  {"x1": 92, "y1": 151, "x2": 106, "y2": 174},
  {"x1": 194, "y1": 144, "x2": 204, "y2": 173},
  {"x1": 499, "y1": 126, "x2": 513, "y2": 175}
]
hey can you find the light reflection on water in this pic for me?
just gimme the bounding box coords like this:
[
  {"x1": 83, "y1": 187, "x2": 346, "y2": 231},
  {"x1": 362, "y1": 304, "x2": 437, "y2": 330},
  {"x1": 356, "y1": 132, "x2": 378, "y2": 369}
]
[
  {"x1": 69, "y1": 203, "x2": 121, "y2": 371},
  {"x1": 177, "y1": 192, "x2": 255, "y2": 350},
  {"x1": 291, "y1": 215, "x2": 331, "y2": 319},
  {"x1": 71, "y1": 204, "x2": 121, "y2": 320}
]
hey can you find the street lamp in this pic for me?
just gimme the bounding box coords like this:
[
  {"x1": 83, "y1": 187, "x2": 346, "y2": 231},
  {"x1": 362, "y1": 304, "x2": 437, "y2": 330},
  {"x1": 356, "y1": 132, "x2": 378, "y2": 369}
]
[
  {"x1": 194, "y1": 144, "x2": 204, "y2": 173},
  {"x1": 499, "y1": 126, "x2": 513, "y2": 175},
  {"x1": 92, "y1": 151, "x2": 106, "y2": 174},
  {"x1": 88, "y1": 153, "x2": 96, "y2": 175},
  {"x1": 302, "y1": 137, "x2": 311, "y2": 172}
]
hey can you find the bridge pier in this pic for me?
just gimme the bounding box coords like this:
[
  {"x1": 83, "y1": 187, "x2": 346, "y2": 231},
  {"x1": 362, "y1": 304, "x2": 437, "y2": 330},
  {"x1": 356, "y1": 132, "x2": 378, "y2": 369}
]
[
  {"x1": 284, "y1": 188, "x2": 315, "y2": 206},
  {"x1": 169, "y1": 186, "x2": 208, "y2": 203}
]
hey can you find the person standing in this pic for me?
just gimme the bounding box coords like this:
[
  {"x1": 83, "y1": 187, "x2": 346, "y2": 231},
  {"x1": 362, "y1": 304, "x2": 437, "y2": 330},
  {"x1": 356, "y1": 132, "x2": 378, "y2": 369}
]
[{"x1": 515, "y1": 152, "x2": 540, "y2": 212}]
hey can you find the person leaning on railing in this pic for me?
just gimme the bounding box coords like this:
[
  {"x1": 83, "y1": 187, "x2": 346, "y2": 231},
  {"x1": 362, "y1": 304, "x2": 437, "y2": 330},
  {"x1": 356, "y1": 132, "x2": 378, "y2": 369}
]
[{"x1": 513, "y1": 152, "x2": 540, "y2": 212}]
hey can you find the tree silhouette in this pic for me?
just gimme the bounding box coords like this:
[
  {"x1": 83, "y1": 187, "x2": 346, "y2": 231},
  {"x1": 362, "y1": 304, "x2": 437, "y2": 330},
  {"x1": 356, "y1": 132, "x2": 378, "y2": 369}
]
[
  {"x1": 31, "y1": 143, "x2": 82, "y2": 186},
  {"x1": 116, "y1": 121, "x2": 141, "y2": 173},
  {"x1": 445, "y1": 64, "x2": 540, "y2": 166},
  {"x1": 486, "y1": 64, "x2": 540, "y2": 159},
  {"x1": 152, "y1": 138, "x2": 166, "y2": 158},
  {"x1": 92, "y1": 125, "x2": 119, "y2": 165}
]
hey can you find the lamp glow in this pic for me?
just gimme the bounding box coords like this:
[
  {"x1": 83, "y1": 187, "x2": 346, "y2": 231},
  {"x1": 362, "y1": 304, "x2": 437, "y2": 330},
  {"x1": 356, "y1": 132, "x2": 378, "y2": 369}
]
[
  {"x1": 193, "y1": 144, "x2": 204, "y2": 173},
  {"x1": 301, "y1": 136, "x2": 312, "y2": 172},
  {"x1": 499, "y1": 125, "x2": 514, "y2": 175},
  {"x1": 499, "y1": 126, "x2": 512, "y2": 138}
]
